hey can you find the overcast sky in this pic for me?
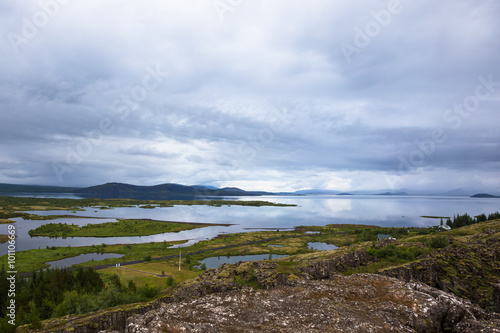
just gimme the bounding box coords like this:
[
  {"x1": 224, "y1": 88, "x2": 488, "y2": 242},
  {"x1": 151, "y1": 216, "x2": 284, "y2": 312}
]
[{"x1": 1, "y1": 0, "x2": 499, "y2": 192}]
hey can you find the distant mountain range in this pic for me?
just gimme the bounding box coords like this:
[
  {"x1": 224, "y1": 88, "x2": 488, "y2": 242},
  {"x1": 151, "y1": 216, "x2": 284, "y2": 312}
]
[
  {"x1": 0, "y1": 183, "x2": 499, "y2": 200},
  {"x1": 73, "y1": 183, "x2": 275, "y2": 200},
  {"x1": 0, "y1": 182, "x2": 270, "y2": 199}
]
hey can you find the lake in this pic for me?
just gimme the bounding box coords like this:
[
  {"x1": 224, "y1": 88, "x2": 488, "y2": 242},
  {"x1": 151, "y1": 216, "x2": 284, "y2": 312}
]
[
  {"x1": 1, "y1": 195, "x2": 499, "y2": 255},
  {"x1": 46, "y1": 253, "x2": 124, "y2": 269},
  {"x1": 197, "y1": 253, "x2": 289, "y2": 269},
  {"x1": 308, "y1": 242, "x2": 338, "y2": 251}
]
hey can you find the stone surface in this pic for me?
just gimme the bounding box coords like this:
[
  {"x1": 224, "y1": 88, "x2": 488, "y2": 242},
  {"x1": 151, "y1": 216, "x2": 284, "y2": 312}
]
[
  {"x1": 494, "y1": 283, "x2": 500, "y2": 312},
  {"x1": 125, "y1": 274, "x2": 500, "y2": 333}
]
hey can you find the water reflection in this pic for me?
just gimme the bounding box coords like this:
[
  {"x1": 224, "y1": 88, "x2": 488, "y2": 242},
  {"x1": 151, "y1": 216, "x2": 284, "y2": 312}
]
[
  {"x1": 1, "y1": 195, "x2": 499, "y2": 255},
  {"x1": 308, "y1": 242, "x2": 338, "y2": 251},
  {"x1": 46, "y1": 253, "x2": 124, "y2": 269},
  {"x1": 197, "y1": 253, "x2": 288, "y2": 269}
]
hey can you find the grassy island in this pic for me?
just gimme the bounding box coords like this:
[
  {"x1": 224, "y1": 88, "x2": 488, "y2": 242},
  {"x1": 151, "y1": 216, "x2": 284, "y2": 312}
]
[{"x1": 27, "y1": 219, "x2": 230, "y2": 238}]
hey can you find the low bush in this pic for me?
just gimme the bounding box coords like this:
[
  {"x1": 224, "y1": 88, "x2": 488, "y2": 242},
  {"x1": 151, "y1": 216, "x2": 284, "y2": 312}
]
[
  {"x1": 368, "y1": 244, "x2": 426, "y2": 263},
  {"x1": 428, "y1": 235, "x2": 450, "y2": 249}
]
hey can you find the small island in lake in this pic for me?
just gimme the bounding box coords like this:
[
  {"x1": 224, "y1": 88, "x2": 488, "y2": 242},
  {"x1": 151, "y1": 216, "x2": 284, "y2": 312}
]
[{"x1": 471, "y1": 193, "x2": 500, "y2": 198}]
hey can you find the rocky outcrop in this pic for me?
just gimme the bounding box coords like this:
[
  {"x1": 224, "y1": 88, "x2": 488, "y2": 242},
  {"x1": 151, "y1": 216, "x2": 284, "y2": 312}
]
[
  {"x1": 41, "y1": 302, "x2": 159, "y2": 333},
  {"x1": 37, "y1": 254, "x2": 500, "y2": 333},
  {"x1": 295, "y1": 250, "x2": 372, "y2": 280},
  {"x1": 494, "y1": 283, "x2": 500, "y2": 312},
  {"x1": 379, "y1": 236, "x2": 500, "y2": 309},
  {"x1": 378, "y1": 258, "x2": 441, "y2": 287},
  {"x1": 172, "y1": 261, "x2": 290, "y2": 299},
  {"x1": 124, "y1": 274, "x2": 500, "y2": 332}
]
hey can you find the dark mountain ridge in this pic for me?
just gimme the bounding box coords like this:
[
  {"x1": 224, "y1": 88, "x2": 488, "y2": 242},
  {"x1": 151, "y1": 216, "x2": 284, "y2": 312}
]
[
  {"x1": 73, "y1": 182, "x2": 274, "y2": 200},
  {"x1": 0, "y1": 183, "x2": 79, "y2": 193},
  {"x1": 471, "y1": 193, "x2": 500, "y2": 198}
]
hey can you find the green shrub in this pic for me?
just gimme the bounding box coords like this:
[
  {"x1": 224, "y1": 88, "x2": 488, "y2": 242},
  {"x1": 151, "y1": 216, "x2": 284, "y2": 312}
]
[
  {"x1": 127, "y1": 280, "x2": 137, "y2": 292},
  {"x1": 377, "y1": 244, "x2": 397, "y2": 258},
  {"x1": 368, "y1": 244, "x2": 426, "y2": 263},
  {"x1": 138, "y1": 285, "x2": 160, "y2": 298},
  {"x1": 476, "y1": 214, "x2": 487, "y2": 222},
  {"x1": 166, "y1": 276, "x2": 175, "y2": 287}
]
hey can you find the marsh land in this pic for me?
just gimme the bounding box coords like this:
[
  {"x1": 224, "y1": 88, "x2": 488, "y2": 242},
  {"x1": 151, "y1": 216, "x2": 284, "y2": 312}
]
[{"x1": 0, "y1": 195, "x2": 499, "y2": 331}]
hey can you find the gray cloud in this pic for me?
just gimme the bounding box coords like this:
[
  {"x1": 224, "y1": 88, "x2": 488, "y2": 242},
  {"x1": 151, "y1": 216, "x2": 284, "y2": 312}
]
[{"x1": 0, "y1": 0, "x2": 499, "y2": 191}]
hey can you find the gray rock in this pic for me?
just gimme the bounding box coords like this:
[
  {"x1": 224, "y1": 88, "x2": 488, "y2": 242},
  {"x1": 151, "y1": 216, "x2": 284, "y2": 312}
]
[
  {"x1": 494, "y1": 283, "x2": 500, "y2": 312},
  {"x1": 125, "y1": 274, "x2": 500, "y2": 332}
]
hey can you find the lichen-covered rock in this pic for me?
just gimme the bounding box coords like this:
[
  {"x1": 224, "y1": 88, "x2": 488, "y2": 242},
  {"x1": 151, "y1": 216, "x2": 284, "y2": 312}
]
[
  {"x1": 375, "y1": 237, "x2": 397, "y2": 248},
  {"x1": 173, "y1": 260, "x2": 290, "y2": 301},
  {"x1": 296, "y1": 250, "x2": 372, "y2": 280},
  {"x1": 493, "y1": 283, "x2": 500, "y2": 312},
  {"x1": 125, "y1": 274, "x2": 500, "y2": 332}
]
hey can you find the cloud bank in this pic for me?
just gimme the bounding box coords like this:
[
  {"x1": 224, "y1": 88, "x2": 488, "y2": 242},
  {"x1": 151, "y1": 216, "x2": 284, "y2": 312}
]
[{"x1": 1, "y1": 0, "x2": 499, "y2": 192}]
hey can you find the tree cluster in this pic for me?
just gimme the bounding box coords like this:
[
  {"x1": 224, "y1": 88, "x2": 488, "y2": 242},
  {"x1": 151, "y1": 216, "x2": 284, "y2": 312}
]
[
  {"x1": 446, "y1": 211, "x2": 500, "y2": 229},
  {"x1": 0, "y1": 266, "x2": 160, "y2": 329}
]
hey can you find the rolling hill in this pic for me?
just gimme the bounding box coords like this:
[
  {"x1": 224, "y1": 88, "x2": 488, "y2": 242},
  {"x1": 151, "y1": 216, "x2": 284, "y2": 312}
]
[{"x1": 73, "y1": 182, "x2": 274, "y2": 200}]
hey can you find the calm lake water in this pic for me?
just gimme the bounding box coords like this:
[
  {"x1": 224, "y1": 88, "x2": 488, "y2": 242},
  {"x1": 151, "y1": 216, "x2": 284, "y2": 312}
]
[
  {"x1": 197, "y1": 253, "x2": 289, "y2": 269},
  {"x1": 1, "y1": 195, "x2": 499, "y2": 255},
  {"x1": 308, "y1": 242, "x2": 338, "y2": 251},
  {"x1": 46, "y1": 253, "x2": 124, "y2": 269}
]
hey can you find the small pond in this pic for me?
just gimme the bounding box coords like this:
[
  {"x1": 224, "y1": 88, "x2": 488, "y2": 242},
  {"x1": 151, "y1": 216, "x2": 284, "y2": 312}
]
[
  {"x1": 267, "y1": 244, "x2": 284, "y2": 247},
  {"x1": 307, "y1": 242, "x2": 338, "y2": 251},
  {"x1": 46, "y1": 253, "x2": 124, "y2": 269},
  {"x1": 197, "y1": 253, "x2": 288, "y2": 269}
]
